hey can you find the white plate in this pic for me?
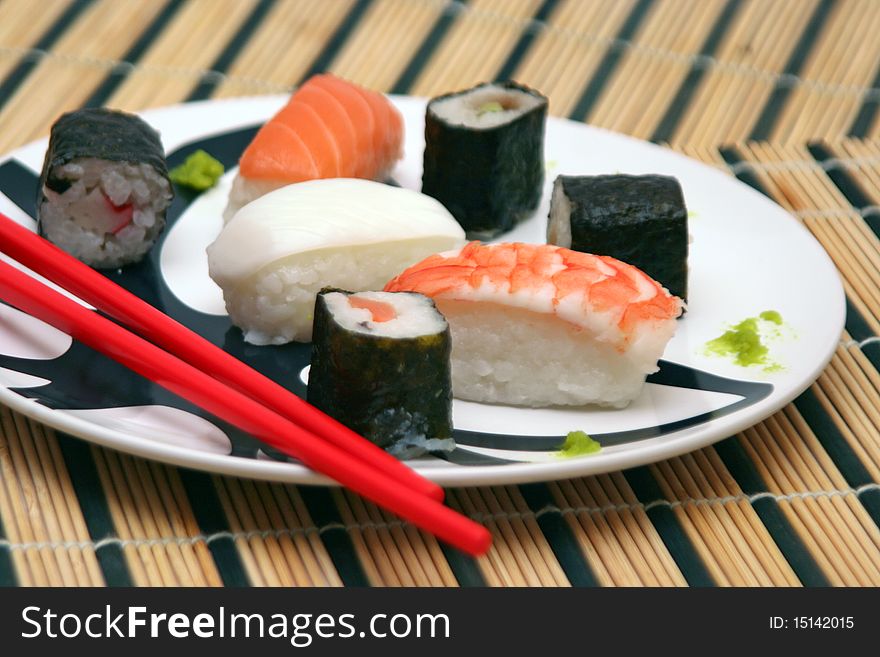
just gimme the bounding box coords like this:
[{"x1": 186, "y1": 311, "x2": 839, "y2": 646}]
[{"x1": 0, "y1": 95, "x2": 845, "y2": 487}]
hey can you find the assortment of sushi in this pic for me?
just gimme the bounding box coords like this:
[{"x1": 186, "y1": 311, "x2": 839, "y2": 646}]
[{"x1": 36, "y1": 75, "x2": 691, "y2": 459}]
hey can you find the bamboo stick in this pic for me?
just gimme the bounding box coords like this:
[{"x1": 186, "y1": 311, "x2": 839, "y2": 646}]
[
  {"x1": 332, "y1": 487, "x2": 400, "y2": 586},
  {"x1": 213, "y1": 476, "x2": 262, "y2": 586}
]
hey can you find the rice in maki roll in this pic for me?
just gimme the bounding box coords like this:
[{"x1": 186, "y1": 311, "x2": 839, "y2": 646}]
[
  {"x1": 37, "y1": 108, "x2": 173, "y2": 269},
  {"x1": 547, "y1": 174, "x2": 689, "y2": 302},
  {"x1": 307, "y1": 288, "x2": 454, "y2": 459},
  {"x1": 422, "y1": 81, "x2": 548, "y2": 238}
]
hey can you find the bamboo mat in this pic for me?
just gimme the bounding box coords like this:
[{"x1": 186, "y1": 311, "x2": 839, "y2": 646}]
[{"x1": 1, "y1": 0, "x2": 880, "y2": 587}]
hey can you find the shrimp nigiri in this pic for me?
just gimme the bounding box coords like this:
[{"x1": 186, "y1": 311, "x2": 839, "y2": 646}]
[{"x1": 385, "y1": 242, "x2": 683, "y2": 408}]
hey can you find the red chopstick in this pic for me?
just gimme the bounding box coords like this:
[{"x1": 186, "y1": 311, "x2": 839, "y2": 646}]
[
  {"x1": 0, "y1": 212, "x2": 443, "y2": 502},
  {"x1": 0, "y1": 256, "x2": 491, "y2": 555}
]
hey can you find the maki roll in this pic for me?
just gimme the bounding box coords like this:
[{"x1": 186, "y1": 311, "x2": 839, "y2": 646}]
[
  {"x1": 37, "y1": 108, "x2": 173, "y2": 269},
  {"x1": 547, "y1": 174, "x2": 689, "y2": 302},
  {"x1": 422, "y1": 81, "x2": 548, "y2": 238},
  {"x1": 307, "y1": 288, "x2": 454, "y2": 459}
]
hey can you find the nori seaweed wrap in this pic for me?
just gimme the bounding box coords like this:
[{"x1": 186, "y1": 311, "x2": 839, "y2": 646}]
[
  {"x1": 547, "y1": 174, "x2": 689, "y2": 302},
  {"x1": 37, "y1": 108, "x2": 172, "y2": 269},
  {"x1": 422, "y1": 81, "x2": 548, "y2": 238},
  {"x1": 307, "y1": 288, "x2": 454, "y2": 459}
]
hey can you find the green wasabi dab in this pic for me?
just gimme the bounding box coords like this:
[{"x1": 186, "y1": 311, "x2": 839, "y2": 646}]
[
  {"x1": 759, "y1": 310, "x2": 783, "y2": 325},
  {"x1": 169, "y1": 149, "x2": 224, "y2": 191},
  {"x1": 556, "y1": 431, "x2": 601, "y2": 458},
  {"x1": 705, "y1": 310, "x2": 784, "y2": 371}
]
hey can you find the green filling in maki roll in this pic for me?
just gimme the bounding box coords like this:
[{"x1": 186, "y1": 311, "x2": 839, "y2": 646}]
[
  {"x1": 307, "y1": 288, "x2": 454, "y2": 459},
  {"x1": 422, "y1": 81, "x2": 548, "y2": 239}
]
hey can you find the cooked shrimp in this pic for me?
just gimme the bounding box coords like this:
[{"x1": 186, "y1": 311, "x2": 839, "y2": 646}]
[{"x1": 385, "y1": 241, "x2": 682, "y2": 351}]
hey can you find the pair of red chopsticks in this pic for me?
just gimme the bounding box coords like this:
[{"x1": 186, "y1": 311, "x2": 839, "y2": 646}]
[{"x1": 0, "y1": 212, "x2": 491, "y2": 556}]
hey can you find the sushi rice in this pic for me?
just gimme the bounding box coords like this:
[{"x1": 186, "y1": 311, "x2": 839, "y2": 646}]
[
  {"x1": 39, "y1": 160, "x2": 171, "y2": 269},
  {"x1": 222, "y1": 240, "x2": 458, "y2": 345}
]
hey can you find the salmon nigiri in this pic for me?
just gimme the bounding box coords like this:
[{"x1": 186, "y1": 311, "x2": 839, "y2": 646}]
[
  {"x1": 385, "y1": 242, "x2": 683, "y2": 408},
  {"x1": 224, "y1": 74, "x2": 404, "y2": 221}
]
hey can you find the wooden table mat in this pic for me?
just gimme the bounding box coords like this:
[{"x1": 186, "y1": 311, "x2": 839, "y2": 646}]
[{"x1": 1, "y1": 0, "x2": 879, "y2": 587}]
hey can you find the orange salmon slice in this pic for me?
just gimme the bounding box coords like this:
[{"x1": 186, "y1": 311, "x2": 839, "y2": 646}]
[
  {"x1": 238, "y1": 122, "x2": 318, "y2": 181},
  {"x1": 295, "y1": 84, "x2": 358, "y2": 178},
  {"x1": 274, "y1": 100, "x2": 341, "y2": 178},
  {"x1": 310, "y1": 74, "x2": 377, "y2": 178},
  {"x1": 349, "y1": 296, "x2": 397, "y2": 322},
  {"x1": 351, "y1": 85, "x2": 402, "y2": 176},
  {"x1": 237, "y1": 73, "x2": 403, "y2": 184}
]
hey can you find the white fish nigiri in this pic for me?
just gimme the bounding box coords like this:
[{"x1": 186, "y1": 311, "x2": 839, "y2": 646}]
[{"x1": 207, "y1": 178, "x2": 465, "y2": 344}]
